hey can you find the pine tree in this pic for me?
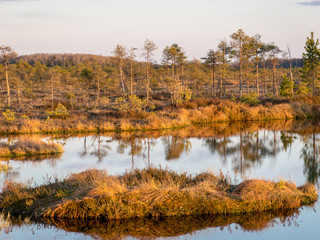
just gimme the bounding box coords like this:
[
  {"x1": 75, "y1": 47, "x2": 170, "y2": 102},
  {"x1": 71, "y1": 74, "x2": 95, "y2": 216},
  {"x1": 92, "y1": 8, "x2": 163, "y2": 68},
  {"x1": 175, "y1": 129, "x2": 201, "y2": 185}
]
[
  {"x1": 280, "y1": 75, "x2": 294, "y2": 97},
  {"x1": 217, "y1": 40, "x2": 231, "y2": 97},
  {"x1": 301, "y1": 32, "x2": 320, "y2": 95},
  {"x1": 230, "y1": 29, "x2": 251, "y2": 96},
  {"x1": 0, "y1": 45, "x2": 18, "y2": 107},
  {"x1": 202, "y1": 50, "x2": 217, "y2": 97},
  {"x1": 142, "y1": 39, "x2": 157, "y2": 103},
  {"x1": 112, "y1": 45, "x2": 127, "y2": 94}
]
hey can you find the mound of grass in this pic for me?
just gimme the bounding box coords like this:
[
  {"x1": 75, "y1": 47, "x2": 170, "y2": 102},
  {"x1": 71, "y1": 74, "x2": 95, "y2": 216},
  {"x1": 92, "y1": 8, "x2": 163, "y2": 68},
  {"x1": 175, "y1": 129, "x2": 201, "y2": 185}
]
[
  {"x1": 0, "y1": 137, "x2": 63, "y2": 158},
  {"x1": 0, "y1": 168, "x2": 317, "y2": 221}
]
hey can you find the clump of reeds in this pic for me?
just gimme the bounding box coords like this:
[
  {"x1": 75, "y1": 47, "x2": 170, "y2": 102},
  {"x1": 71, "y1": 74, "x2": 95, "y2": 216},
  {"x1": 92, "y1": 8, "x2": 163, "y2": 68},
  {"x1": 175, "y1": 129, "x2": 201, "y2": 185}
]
[
  {"x1": 0, "y1": 212, "x2": 12, "y2": 233},
  {"x1": 0, "y1": 168, "x2": 317, "y2": 221},
  {"x1": 0, "y1": 137, "x2": 64, "y2": 158}
]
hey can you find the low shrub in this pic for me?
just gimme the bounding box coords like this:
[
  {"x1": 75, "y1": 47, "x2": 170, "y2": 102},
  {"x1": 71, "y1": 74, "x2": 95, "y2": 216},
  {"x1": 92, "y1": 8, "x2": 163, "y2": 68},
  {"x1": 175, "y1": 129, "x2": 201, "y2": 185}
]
[
  {"x1": 2, "y1": 110, "x2": 15, "y2": 122},
  {"x1": 240, "y1": 92, "x2": 260, "y2": 106},
  {"x1": 46, "y1": 103, "x2": 69, "y2": 119}
]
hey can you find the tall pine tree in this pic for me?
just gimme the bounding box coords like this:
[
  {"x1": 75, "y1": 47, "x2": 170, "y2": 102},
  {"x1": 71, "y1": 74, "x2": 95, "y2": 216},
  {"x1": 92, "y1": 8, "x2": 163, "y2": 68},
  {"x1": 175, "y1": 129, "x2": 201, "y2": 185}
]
[{"x1": 301, "y1": 32, "x2": 320, "y2": 95}]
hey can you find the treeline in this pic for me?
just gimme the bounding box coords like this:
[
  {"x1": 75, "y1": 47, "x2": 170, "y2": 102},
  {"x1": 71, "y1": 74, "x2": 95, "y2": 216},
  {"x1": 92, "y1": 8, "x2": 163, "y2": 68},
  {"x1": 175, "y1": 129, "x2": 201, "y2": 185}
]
[
  {"x1": 19, "y1": 53, "x2": 303, "y2": 69},
  {"x1": 0, "y1": 29, "x2": 319, "y2": 112},
  {"x1": 19, "y1": 53, "x2": 113, "y2": 68}
]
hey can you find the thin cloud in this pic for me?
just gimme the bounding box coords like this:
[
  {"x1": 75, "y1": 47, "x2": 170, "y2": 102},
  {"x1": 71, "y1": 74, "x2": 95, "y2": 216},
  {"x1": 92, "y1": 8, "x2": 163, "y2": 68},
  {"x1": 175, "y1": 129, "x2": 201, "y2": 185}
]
[
  {"x1": 0, "y1": 0, "x2": 39, "y2": 1},
  {"x1": 299, "y1": 1, "x2": 320, "y2": 6},
  {"x1": 0, "y1": 0, "x2": 35, "y2": 1}
]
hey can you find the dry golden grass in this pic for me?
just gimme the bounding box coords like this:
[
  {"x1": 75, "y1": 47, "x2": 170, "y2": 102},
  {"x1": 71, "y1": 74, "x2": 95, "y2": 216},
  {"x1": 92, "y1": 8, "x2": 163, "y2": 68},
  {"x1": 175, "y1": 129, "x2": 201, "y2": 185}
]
[
  {"x1": 0, "y1": 168, "x2": 317, "y2": 221},
  {"x1": 0, "y1": 137, "x2": 63, "y2": 158},
  {"x1": 119, "y1": 119, "x2": 134, "y2": 131},
  {"x1": 0, "y1": 99, "x2": 318, "y2": 135}
]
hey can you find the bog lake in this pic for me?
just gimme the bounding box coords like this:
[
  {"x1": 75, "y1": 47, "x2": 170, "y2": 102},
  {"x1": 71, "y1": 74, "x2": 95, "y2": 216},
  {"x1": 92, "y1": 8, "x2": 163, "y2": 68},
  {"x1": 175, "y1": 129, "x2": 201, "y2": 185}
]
[{"x1": 1, "y1": 120, "x2": 320, "y2": 239}]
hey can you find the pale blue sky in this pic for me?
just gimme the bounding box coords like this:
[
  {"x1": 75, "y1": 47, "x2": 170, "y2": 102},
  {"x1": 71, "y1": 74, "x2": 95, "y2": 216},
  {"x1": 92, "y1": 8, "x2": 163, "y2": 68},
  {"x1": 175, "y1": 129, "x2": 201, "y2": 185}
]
[{"x1": 0, "y1": 0, "x2": 319, "y2": 61}]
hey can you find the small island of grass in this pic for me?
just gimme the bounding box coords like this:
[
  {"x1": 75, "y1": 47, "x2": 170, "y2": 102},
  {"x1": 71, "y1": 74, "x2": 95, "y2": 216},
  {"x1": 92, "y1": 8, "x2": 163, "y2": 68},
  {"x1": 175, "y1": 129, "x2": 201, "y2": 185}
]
[
  {"x1": 0, "y1": 138, "x2": 63, "y2": 158},
  {"x1": 0, "y1": 168, "x2": 317, "y2": 220}
]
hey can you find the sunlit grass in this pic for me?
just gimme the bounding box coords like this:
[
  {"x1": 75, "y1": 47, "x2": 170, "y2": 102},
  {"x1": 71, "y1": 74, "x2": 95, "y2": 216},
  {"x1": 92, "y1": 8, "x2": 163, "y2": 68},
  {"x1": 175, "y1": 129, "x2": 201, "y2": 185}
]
[
  {"x1": 0, "y1": 168, "x2": 317, "y2": 220},
  {"x1": 0, "y1": 137, "x2": 63, "y2": 158},
  {"x1": 0, "y1": 98, "x2": 319, "y2": 135}
]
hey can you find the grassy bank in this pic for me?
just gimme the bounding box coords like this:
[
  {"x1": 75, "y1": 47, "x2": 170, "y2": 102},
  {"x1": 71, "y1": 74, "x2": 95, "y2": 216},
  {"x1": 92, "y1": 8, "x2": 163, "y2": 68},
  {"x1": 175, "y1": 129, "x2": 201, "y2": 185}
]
[
  {"x1": 1, "y1": 98, "x2": 320, "y2": 135},
  {"x1": 0, "y1": 137, "x2": 63, "y2": 158},
  {"x1": 0, "y1": 168, "x2": 317, "y2": 220}
]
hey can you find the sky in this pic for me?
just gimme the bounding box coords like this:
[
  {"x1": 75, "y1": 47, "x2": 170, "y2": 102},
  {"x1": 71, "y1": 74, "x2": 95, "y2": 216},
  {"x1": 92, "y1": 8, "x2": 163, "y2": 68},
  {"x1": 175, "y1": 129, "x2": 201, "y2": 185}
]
[{"x1": 0, "y1": 0, "x2": 319, "y2": 61}]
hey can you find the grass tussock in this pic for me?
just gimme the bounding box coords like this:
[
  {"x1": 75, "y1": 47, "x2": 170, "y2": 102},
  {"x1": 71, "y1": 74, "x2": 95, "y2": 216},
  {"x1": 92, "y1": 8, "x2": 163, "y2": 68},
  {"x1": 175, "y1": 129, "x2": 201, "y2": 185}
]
[
  {"x1": 0, "y1": 168, "x2": 317, "y2": 220},
  {"x1": 0, "y1": 137, "x2": 63, "y2": 158}
]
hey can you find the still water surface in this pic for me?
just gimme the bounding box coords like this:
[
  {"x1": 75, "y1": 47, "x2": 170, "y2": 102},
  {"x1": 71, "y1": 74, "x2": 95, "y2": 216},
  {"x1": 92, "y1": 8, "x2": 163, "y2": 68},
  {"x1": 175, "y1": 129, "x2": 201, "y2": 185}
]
[{"x1": 1, "y1": 120, "x2": 320, "y2": 239}]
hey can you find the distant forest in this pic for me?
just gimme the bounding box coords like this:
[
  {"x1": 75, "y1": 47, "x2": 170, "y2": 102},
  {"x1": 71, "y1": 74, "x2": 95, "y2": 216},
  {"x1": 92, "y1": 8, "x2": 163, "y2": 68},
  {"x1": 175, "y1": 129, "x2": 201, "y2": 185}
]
[{"x1": 18, "y1": 53, "x2": 303, "y2": 69}]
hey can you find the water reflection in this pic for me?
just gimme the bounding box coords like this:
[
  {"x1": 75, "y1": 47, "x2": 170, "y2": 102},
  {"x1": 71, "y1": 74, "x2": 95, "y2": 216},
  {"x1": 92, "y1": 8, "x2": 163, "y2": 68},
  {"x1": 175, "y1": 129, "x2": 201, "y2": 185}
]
[
  {"x1": 43, "y1": 209, "x2": 302, "y2": 239},
  {"x1": 0, "y1": 209, "x2": 304, "y2": 240},
  {"x1": 2, "y1": 119, "x2": 320, "y2": 186},
  {"x1": 73, "y1": 120, "x2": 320, "y2": 186},
  {"x1": 116, "y1": 136, "x2": 148, "y2": 169},
  {"x1": 1, "y1": 120, "x2": 320, "y2": 239},
  {"x1": 163, "y1": 136, "x2": 192, "y2": 160},
  {"x1": 301, "y1": 131, "x2": 320, "y2": 185},
  {"x1": 0, "y1": 154, "x2": 62, "y2": 185}
]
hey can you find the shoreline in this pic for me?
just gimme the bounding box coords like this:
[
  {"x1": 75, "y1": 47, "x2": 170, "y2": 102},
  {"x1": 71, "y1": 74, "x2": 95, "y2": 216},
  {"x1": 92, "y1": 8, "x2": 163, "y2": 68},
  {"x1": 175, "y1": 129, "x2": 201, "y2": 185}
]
[{"x1": 0, "y1": 99, "x2": 319, "y2": 135}]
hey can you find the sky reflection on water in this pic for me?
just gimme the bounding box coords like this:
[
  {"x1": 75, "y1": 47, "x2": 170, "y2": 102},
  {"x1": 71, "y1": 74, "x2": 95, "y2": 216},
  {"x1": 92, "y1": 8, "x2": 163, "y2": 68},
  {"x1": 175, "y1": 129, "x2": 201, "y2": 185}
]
[
  {"x1": 0, "y1": 129, "x2": 317, "y2": 186},
  {"x1": 1, "y1": 121, "x2": 320, "y2": 239}
]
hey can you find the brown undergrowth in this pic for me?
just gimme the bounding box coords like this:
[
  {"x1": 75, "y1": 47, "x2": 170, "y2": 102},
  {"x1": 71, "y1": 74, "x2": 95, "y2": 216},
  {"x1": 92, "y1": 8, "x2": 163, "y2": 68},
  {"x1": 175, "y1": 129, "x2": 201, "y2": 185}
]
[
  {"x1": 0, "y1": 168, "x2": 317, "y2": 220},
  {"x1": 1, "y1": 99, "x2": 320, "y2": 135},
  {"x1": 0, "y1": 137, "x2": 63, "y2": 158}
]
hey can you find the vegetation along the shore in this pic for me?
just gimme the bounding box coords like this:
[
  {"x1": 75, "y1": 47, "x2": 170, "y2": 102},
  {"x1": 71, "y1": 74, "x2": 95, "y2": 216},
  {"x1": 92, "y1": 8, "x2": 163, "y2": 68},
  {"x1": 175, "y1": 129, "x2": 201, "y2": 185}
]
[{"x1": 1, "y1": 97, "x2": 320, "y2": 135}]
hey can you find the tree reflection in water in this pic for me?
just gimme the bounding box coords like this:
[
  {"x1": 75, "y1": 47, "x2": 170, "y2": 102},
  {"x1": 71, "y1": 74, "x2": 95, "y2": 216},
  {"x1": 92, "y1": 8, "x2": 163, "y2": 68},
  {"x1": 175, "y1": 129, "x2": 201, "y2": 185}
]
[
  {"x1": 116, "y1": 137, "x2": 144, "y2": 170},
  {"x1": 204, "y1": 130, "x2": 281, "y2": 176},
  {"x1": 71, "y1": 119, "x2": 320, "y2": 186},
  {"x1": 301, "y1": 131, "x2": 320, "y2": 186},
  {"x1": 79, "y1": 135, "x2": 111, "y2": 163},
  {"x1": 163, "y1": 136, "x2": 192, "y2": 161},
  {"x1": 114, "y1": 136, "x2": 156, "y2": 170}
]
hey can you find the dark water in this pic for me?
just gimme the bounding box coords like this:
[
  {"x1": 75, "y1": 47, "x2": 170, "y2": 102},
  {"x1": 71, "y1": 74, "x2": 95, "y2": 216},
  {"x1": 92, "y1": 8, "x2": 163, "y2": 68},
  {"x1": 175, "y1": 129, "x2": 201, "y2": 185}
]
[{"x1": 1, "y1": 120, "x2": 320, "y2": 239}]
